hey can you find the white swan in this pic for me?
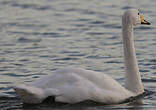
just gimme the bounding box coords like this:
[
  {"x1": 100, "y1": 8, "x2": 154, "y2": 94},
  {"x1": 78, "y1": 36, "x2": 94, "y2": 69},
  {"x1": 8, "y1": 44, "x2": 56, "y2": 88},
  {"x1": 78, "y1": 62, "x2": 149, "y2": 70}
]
[{"x1": 14, "y1": 9, "x2": 150, "y2": 104}]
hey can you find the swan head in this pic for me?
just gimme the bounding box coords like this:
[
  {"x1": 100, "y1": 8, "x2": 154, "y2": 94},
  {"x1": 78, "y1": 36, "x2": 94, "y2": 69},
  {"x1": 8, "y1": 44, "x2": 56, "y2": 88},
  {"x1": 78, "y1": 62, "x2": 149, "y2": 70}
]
[{"x1": 122, "y1": 9, "x2": 150, "y2": 26}]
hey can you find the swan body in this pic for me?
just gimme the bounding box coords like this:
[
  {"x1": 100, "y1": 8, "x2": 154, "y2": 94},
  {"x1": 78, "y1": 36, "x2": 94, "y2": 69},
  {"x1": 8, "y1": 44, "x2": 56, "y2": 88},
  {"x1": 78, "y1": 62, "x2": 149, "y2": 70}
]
[
  {"x1": 14, "y1": 9, "x2": 150, "y2": 104},
  {"x1": 14, "y1": 68, "x2": 133, "y2": 104}
]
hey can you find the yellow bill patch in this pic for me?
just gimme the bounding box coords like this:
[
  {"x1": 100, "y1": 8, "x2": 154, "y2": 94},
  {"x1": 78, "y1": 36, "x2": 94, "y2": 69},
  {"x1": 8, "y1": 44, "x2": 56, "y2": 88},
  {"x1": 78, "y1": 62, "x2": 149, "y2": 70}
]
[{"x1": 140, "y1": 15, "x2": 146, "y2": 23}]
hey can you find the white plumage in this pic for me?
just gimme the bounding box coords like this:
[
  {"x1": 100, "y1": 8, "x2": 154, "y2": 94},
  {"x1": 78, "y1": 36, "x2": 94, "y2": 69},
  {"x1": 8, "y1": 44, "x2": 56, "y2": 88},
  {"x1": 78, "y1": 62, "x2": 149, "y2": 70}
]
[
  {"x1": 14, "y1": 9, "x2": 150, "y2": 104},
  {"x1": 14, "y1": 68, "x2": 133, "y2": 104}
]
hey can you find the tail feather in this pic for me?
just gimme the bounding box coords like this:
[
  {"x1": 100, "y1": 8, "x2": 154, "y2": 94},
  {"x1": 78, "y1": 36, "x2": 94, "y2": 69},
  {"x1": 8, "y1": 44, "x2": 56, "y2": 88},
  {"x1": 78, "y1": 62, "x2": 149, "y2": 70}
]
[{"x1": 13, "y1": 84, "x2": 45, "y2": 104}]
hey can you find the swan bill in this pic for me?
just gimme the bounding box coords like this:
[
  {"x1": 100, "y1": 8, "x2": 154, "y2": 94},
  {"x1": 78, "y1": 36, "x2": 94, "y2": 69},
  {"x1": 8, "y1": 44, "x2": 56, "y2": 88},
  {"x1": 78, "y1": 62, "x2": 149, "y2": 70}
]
[
  {"x1": 141, "y1": 20, "x2": 150, "y2": 25},
  {"x1": 140, "y1": 15, "x2": 151, "y2": 25}
]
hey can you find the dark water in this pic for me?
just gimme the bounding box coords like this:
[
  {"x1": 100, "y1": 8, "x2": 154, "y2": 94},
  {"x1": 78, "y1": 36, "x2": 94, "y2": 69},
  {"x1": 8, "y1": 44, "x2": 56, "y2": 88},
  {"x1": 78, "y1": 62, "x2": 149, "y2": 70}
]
[{"x1": 0, "y1": 0, "x2": 156, "y2": 109}]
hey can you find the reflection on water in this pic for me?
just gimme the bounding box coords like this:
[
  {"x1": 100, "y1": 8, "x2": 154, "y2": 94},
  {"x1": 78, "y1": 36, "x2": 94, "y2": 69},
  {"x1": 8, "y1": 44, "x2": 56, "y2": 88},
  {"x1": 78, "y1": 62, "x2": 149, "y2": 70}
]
[
  {"x1": 0, "y1": 95, "x2": 154, "y2": 110},
  {"x1": 0, "y1": 0, "x2": 156, "y2": 109}
]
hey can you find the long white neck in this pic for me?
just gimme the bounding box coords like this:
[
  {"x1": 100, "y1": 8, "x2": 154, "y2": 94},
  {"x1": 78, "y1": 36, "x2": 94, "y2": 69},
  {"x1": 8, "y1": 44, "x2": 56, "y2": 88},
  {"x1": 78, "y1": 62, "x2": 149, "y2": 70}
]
[{"x1": 122, "y1": 21, "x2": 144, "y2": 94}]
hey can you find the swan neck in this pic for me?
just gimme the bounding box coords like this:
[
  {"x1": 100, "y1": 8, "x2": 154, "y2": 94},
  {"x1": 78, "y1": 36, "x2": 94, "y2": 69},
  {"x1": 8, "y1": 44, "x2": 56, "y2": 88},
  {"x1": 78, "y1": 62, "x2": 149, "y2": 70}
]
[{"x1": 122, "y1": 23, "x2": 144, "y2": 94}]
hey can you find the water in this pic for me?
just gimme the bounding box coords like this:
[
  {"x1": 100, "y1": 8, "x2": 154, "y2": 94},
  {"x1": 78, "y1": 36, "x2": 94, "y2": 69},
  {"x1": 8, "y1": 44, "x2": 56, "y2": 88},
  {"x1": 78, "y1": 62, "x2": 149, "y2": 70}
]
[{"x1": 0, "y1": 0, "x2": 156, "y2": 109}]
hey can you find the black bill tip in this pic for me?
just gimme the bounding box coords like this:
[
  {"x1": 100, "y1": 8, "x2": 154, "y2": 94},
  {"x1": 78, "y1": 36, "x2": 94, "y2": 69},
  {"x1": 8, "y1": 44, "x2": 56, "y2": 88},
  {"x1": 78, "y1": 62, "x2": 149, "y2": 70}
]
[{"x1": 141, "y1": 20, "x2": 151, "y2": 25}]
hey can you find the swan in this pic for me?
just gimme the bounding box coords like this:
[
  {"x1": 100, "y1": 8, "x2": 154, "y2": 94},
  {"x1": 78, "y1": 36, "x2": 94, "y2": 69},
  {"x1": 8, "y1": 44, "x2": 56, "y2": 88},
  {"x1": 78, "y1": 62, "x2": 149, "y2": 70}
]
[{"x1": 14, "y1": 9, "x2": 150, "y2": 104}]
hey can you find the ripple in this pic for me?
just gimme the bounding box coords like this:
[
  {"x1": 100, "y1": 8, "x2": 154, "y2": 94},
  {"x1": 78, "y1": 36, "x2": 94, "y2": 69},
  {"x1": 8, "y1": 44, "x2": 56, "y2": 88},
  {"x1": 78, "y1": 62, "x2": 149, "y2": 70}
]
[
  {"x1": 86, "y1": 55, "x2": 109, "y2": 59},
  {"x1": 87, "y1": 32, "x2": 108, "y2": 35},
  {"x1": 105, "y1": 61, "x2": 122, "y2": 64},
  {"x1": 3, "y1": 22, "x2": 47, "y2": 28},
  {"x1": 76, "y1": 18, "x2": 92, "y2": 22},
  {"x1": 0, "y1": 97, "x2": 22, "y2": 110},
  {"x1": 152, "y1": 72, "x2": 156, "y2": 74},
  {"x1": 89, "y1": 21, "x2": 105, "y2": 24},
  {"x1": 6, "y1": 1, "x2": 52, "y2": 11},
  {"x1": 0, "y1": 73, "x2": 33, "y2": 77},
  {"x1": 142, "y1": 78, "x2": 156, "y2": 83},
  {"x1": 78, "y1": 9, "x2": 96, "y2": 15},
  {"x1": 140, "y1": 69, "x2": 150, "y2": 73},
  {"x1": 101, "y1": 24, "x2": 121, "y2": 29},
  {"x1": 53, "y1": 57, "x2": 79, "y2": 61},
  {"x1": 136, "y1": 26, "x2": 153, "y2": 30},
  {"x1": 122, "y1": 6, "x2": 136, "y2": 10},
  {"x1": 10, "y1": 31, "x2": 64, "y2": 38},
  {"x1": 149, "y1": 59, "x2": 156, "y2": 63},
  {"x1": 17, "y1": 37, "x2": 42, "y2": 43}
]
